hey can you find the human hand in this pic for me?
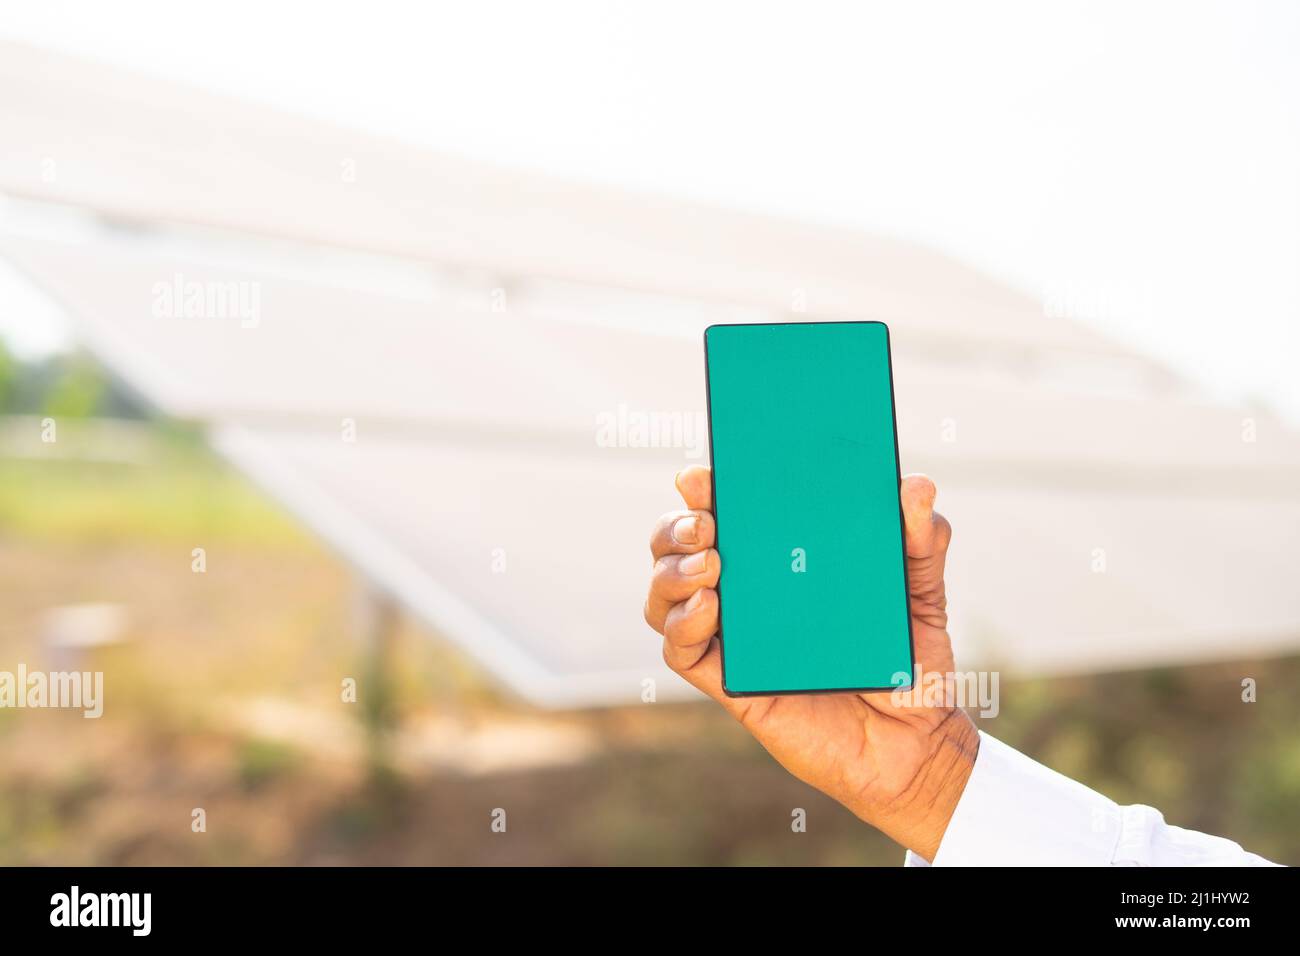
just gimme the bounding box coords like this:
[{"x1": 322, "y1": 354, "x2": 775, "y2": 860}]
[{"x1": 643, "y1": 466, "x2": 978, "y2": 861}]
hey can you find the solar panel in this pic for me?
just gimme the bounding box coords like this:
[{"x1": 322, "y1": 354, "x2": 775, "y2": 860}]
[{"x1": 2, "y1": 42, "x2": 1298, "y2": 706}]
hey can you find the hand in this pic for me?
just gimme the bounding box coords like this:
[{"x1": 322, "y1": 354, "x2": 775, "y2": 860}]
[{"x1": 643, "y1": 466, "x2": 978, "y2": 861}]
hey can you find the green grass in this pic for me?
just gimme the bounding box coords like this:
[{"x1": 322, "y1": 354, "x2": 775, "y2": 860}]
[
  {"x1": 237, "y1": 739, "x2": 302, "y2": 792},
  {"x1": 0, "y1": 424, "x2": 309, "y2": 549}
]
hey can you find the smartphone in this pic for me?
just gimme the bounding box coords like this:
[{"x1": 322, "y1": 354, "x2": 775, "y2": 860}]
[{"x1": 703, "y1": 321, "x2": 914, "y2": 696}]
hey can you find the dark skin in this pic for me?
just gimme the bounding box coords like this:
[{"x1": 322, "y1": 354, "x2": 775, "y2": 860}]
[{"x1": 644, "y1": 466, "x2": 978, "y2": 861}]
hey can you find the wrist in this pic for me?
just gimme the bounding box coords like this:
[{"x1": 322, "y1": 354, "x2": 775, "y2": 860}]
[{"x1": 874, "y1": 710, "x2": 980, "y2": 862}]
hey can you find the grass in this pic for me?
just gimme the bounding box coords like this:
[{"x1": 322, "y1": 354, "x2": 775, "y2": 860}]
[
  {"x1": 236, "y1": 738, "x2": 303, "y2": 792},
  {"x1": 0, "y1": 423, "x2": 308, "y2": 549}
]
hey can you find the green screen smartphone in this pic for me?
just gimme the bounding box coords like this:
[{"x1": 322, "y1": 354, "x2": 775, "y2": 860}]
[{"x1": 703, "y1": 321, "x2": 914, "y2": 696}]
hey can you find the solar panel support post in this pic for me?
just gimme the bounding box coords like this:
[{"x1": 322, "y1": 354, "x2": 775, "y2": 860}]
[{"x1": 352, "y1": 579, "x2": 399, "y2": 777}]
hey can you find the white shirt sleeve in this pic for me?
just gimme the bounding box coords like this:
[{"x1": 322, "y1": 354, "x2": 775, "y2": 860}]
[{"x1": 904, "y1": 732, "x2": 1279, "y2": 867}]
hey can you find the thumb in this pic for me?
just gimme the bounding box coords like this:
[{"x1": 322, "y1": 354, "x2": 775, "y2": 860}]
[
  {"x1": 900, "y1": 473, "x2": 952, "y2": 562},
  {"x1": 899, "y1": 476, "x2": 941, "y2": 548}
]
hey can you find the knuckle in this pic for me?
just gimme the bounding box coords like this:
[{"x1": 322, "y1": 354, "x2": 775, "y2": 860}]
[
  {"x1": 650, "y1": 555, "x2": 677, "y2": 588},
  {"x1": 933, "y1": 513, "x2": 953, "y2": 547},
  {"x1": 648, "y1": 515, "x2": 668, "y2": 555},
  {"x1": 662, "y1": 612, "x2": 683, "y2": 649}
]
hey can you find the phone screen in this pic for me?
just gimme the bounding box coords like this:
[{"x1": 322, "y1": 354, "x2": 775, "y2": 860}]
[{"x1": 704, "y1": 322, "x2": 914, "y2": 695}]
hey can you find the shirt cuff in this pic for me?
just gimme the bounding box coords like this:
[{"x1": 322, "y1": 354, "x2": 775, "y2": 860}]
[{"x1": 906, "y1": 731, "x2": 1122, "y2": 866}]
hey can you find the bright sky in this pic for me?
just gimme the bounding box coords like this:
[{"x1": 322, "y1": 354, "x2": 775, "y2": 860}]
[{"x1": 1, "y1": 0, "x2": 1298, "y2": 419}]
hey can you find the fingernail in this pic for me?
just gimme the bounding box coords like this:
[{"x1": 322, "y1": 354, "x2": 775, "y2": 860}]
[
  {"x1": 673, "y1": 515, "x2": 699, "y2": 544},
  {"x1": 679, "y1": 551, "x2": 709, "y2": 575}
]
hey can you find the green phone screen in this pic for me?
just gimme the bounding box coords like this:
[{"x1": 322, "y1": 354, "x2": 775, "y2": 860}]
[{"x1": 704, "y1": 322, "x2": 914, "y2": 695}]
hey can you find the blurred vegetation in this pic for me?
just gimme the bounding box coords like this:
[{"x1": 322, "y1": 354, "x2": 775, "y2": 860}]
[
  {"x1": 0, "y1": 339, "x2": 141, "y2": 419},
  {"x1": 0, "y1": 444, "x2": 310, "y2": 548},
  {"x1": 237, "y1": 739, "x2": 302, "y2": 792},
  {"x1": 0, "y1": 343, "x2": 14, "y2": 410},
  {"x1": 0, "y1": 350, "x2": 1297, "y2": 864},
  {"x1": 0, "y1": 334, "x2": 307, "y2": 549}
]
